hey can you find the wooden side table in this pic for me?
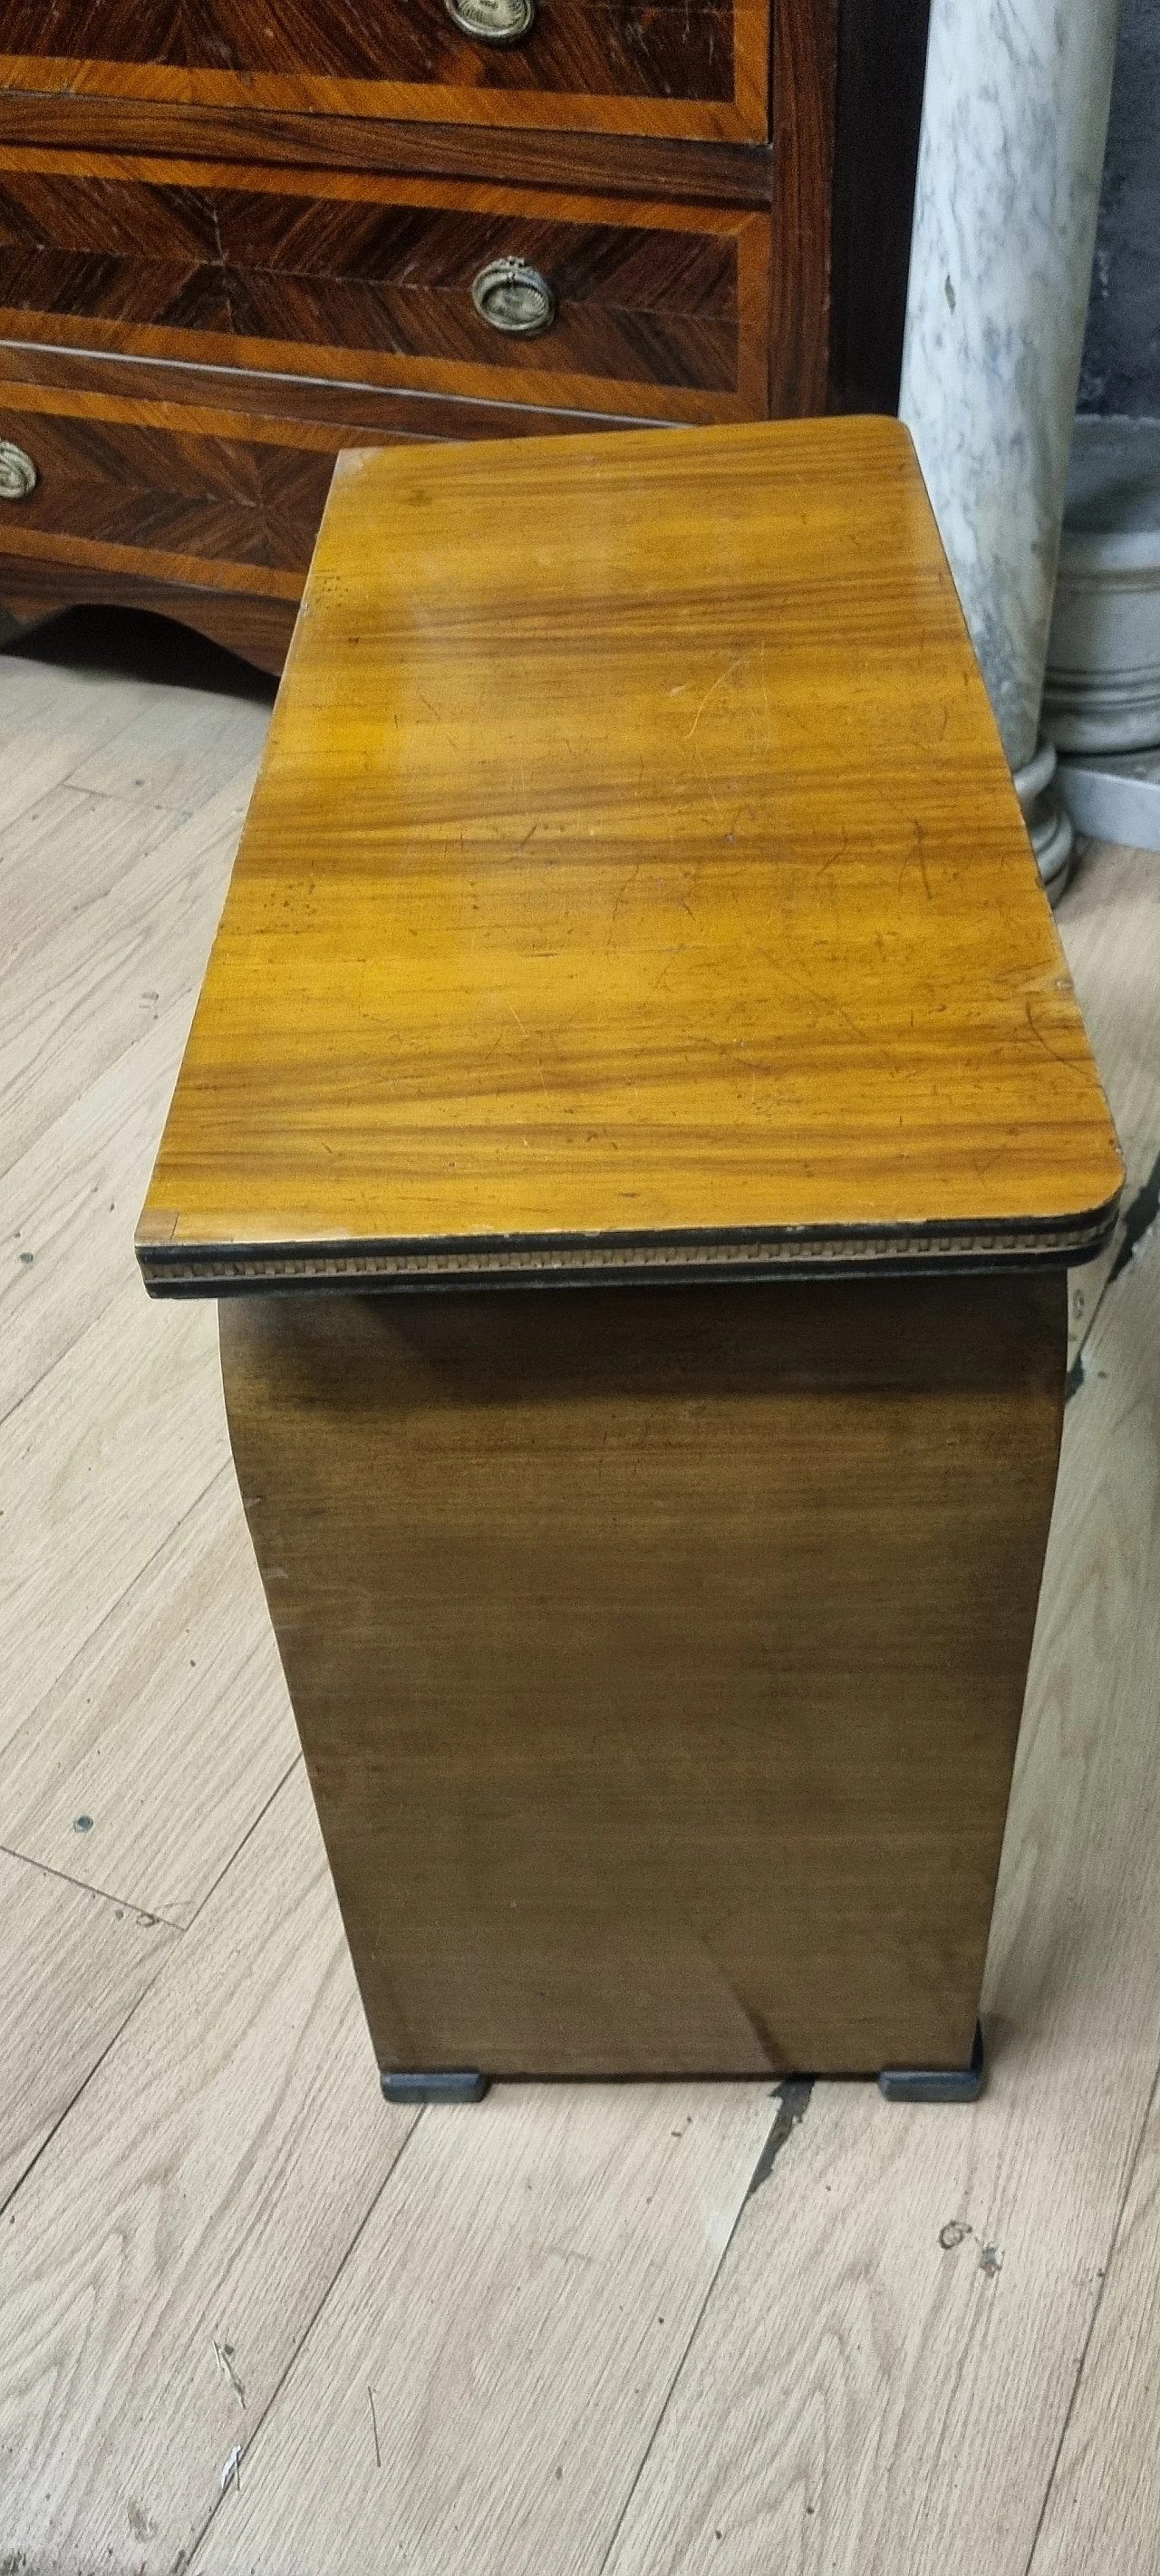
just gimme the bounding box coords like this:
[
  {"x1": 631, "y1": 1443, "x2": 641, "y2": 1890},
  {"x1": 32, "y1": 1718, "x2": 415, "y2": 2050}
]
[{"x1": 137, "y1": 418, "x2": 1122, "y2": 2097}]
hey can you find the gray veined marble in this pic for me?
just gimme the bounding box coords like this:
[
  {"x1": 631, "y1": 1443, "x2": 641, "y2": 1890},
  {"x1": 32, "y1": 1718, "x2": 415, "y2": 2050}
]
[{"x1": 900, "y1": 0, "x2": 1123, "y2": 896}]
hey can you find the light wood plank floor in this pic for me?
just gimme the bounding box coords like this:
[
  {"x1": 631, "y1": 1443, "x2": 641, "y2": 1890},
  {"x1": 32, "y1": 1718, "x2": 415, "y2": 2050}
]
[{"x1": 1, "y1": 608, "x2": 1157, "y2": 2576}]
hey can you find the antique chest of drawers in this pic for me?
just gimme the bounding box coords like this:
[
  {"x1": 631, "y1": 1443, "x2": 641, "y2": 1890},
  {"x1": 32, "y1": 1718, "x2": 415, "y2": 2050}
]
[{"x1": 0, "y1": 1, "x2": 921, "y2": 670}]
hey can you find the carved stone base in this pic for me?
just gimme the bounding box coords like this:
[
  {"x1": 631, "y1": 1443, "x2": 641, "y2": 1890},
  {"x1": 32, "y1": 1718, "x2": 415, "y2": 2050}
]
[
  {"x1": 1044, "y1": 417, "x2": 1160, "y2": 757},
  {"x1": 1013, "y1": 738, "x2": 1074, "y2": 903},
  {"x1": 1058, "y1": 746, "x2": 1160, "y2": 854}
]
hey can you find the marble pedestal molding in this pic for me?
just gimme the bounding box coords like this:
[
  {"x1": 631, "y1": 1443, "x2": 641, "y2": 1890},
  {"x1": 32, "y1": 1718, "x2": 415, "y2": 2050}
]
[
  {"x1": 1043, "y1": 416, "x2": 1160, "y2": 853},
  {"x1": 899, "y1": 0, "x2": 1123, "y2": 900}
]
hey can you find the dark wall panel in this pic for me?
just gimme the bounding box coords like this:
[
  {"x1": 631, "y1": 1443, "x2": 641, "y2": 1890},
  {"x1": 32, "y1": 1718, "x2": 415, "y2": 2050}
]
[{"x1": 827, "y1": 0, "x2": 931, "y2": 415}]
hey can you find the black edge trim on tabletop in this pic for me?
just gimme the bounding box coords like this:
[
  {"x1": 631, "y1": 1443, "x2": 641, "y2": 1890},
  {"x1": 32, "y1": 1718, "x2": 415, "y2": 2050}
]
[{"x1": 136, "y1": 1192, "x2": 1123, "y2": 1296}]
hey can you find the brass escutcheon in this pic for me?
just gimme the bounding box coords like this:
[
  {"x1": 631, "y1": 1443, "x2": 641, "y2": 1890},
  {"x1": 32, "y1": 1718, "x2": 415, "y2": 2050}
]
[
  {"x1": 0, "y1": 438, "x2": 37, "y2": 501},
  {"x1": 445, "y1": 0, "x2": 536, "y2": 42},
  {"x1": 471, "y1": 257, "x2": 556, "y2": 337}
]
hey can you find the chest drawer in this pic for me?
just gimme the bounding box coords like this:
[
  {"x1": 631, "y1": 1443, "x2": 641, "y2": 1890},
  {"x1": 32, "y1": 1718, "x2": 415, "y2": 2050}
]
[
  {"x1": 0, "y1": 390, "x2": 341, "y2": 587},
  {"x1": 0, "y1": 356, "x2": 633, "y2": 583},
  {"x1": 0, "y1": 2, "x2": 769, "y2": 143},
  {"x1": 0, "y1": 156, "x2": 770, "y2": 424},
  {"x1": 0, "y1": 353, "x2": 638, "y2": 666}
]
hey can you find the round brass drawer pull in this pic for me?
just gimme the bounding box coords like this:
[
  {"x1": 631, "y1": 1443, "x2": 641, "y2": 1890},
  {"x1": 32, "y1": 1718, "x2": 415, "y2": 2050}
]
[
  {"x1": 471, "y1": 257, "x2": 556, "y2": 337},
  {"x1": 445, "y1": 0, "x2": 535, "y2": 40},
  {"x1": 0, "y1": 438, "x2": 38, "y2": 501}
]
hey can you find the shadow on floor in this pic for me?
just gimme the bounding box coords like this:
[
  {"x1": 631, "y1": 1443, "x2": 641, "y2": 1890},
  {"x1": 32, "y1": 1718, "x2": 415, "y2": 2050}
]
[{"x1": 0, "y1": 603, "x2": 279, "y2": 705}]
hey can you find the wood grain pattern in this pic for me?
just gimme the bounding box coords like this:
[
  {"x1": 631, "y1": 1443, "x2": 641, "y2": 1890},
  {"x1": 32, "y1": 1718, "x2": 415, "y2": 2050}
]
[
  {"x1": 0, "y1": 339, "x2": 653, "y2": 436},
  {"x1": 0, "y1": 91, "x2": 777, "y2": 210},
  {"x1": 0, "y1": 1470, "x2": 297, "y2": 1923},
  {"x1": 220, "y1": 1271, "x2": 1065, "y2": 2079},
  {"x1": 0, "y1": 718, "x2": 276, "y2": 1712},
  {"x1": 140, "y1": 421, "x2": 1121, "y2": 1289},
  {"x1": 0, "y1": 360, "x2": 655, "y2": 650},
  {"x1": 1031, "y1": 1942, "x2": 1160, "y2": 2576},
  {"x1": 0, "y1": 1277, "x2": 224, "y2": 1724},
  {"x1": 3, "y1": 787, "x2": 193, "y2": 1174},
  {"x1": 0, "y1": 1766, "x2": 420, "y2": 2575},
  {"x1": 189, "y1": 2080, "x2": 781, "y2": 2574},
  {"x1": 0, "y1": 0, "x2": 769, "y2": 143},
  {"x1": 1, "y1": 996, "x2": 218, "y2": 1421},
  {"x1": 0, "y1": 634, "x2": 201, "y2": 828},
  {"x1": 0, "y1": 399, "x2": 338, "y2": 576},
  {"x1": 0, "y1": 627, "x2": 1155, "y2": 2572},
  {"x1": 0, "y1": 748, "x2": 296, "y2": 1924},
  {"x1": 768, "y1": 0, "x2": 836, "y2": 412},
  {"x1": 0, "y1": 153, "x2": 767, "y2": 419},
  {"x1": 3, "y1": 760, "x2": 266, "y2": 1184},
  {"x1": 0, "y1": 1849, "x2": 176, "y2": 2212},
  {"x1": 0, "y1": 563, "x2": 298, "y2": 668},
  {"x1": 0, "y1": 519, "x2": 300, "y2": 600},
  {"x1": 0, "y1": 356, "x2": 640, "y2": 670},
  {"x1": 63, "y1": 669, "x2": 270, "y2": 804}
]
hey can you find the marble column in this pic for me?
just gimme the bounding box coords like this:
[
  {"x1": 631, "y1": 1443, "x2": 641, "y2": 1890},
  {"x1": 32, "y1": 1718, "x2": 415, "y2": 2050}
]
[{"x1": 899, "y1": 0, "x2": 1123, "y2": 898}]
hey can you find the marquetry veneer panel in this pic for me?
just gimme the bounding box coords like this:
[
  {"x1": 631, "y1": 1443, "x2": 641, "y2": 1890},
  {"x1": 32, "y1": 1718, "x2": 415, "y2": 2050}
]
[
  {"x1": 0, "y1": 401, "x2": 340, "y2": 578},
  {"x1": 0, "y1": 353, "x2": 647, "y2": 671},
  {"x1": 0, "y1": 373, "x2": 622, "y2": 587},
  {"x1": 0, "y1": 156, "x2": 768, "y2": 421},
  {"x1": 0, "y1": 0, "x2": 768, "y2": 142}
]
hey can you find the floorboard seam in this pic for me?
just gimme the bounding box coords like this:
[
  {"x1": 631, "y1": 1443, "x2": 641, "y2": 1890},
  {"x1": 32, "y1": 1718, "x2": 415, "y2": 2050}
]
[
  {"x1": 0, "y1": 1459, "x2": 229, "y2": 1757},
  {"x1": 1020, "y1": 2044, "x2": 1160, "y2": 2576},
  {"x1": 0, "y1": 978, "x2": 201, "y2": 1235},
  {"x1": 0, "y1": 1913, "x2": 181, "y2": 2224},
  {"x1": 182, "y1": 2104, "x2": 428, "y2": 2570},
  {"x1": 179, "y1": 1750, "x2": 304, "y2": 1937},
  {"x1": 1065, "y1": 1146, "x2": 1160, "y2": 1402},
  {"x1": 0, "y1": 1269, "x2": 175, "y2": 1434},
  {"x1": 0, "y1": 1839, "x2": 187, "y2": 1931},
  {"x1": 1107, "y1": 1147, "x2": 1160, "y2": 1287},
  {"x1": 595, "y1": 2081, "x2": 804, "y2": 2575}
]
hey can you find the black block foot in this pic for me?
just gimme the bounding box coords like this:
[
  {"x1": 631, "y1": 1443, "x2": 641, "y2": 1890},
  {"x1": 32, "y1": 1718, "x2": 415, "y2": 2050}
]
[
  {"x1": 878, "y1": 2019, "x2": 985, "y2": 2105},
  {"x1": 382, "y1": 2069, "x2": 489, "y2": 2104}
]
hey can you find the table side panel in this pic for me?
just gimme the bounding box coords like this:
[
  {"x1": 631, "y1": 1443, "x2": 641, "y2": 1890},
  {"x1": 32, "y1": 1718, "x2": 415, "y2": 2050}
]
[{"x1": 219, "y1": 1272, "x2": 1066, "y2": 2079}]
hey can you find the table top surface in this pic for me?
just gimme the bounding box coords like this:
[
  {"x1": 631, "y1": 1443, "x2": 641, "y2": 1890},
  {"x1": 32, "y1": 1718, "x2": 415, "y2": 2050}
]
[{"x1": 138, "y1": 417, "x2": 1122, "y2": 1293}]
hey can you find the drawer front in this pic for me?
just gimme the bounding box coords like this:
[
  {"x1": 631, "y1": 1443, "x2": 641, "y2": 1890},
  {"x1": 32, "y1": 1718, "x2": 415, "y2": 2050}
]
[
  {"x1": 0, "y1": 359, "x2": 645, "y2": 599},
  {"x1": 0, "y1": 392, "x2": 339, "y2": 593},
  {"x1": 0, "y1": 1, "x2": 769, "y2": 143},
  {"x1": 0, "y1": 359, "x2": 639, "y2": 666},
  {"x1": 0, "y1": 156, "x2": 770, "y2": 423}
]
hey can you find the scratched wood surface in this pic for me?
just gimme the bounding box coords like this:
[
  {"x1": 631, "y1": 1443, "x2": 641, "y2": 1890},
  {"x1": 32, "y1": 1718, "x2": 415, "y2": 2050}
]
[
  {"x1": 139, "y1": 420, "x2": 1121, "y2": 1293},
  {"x1": 0, "y1": 620, "x2": 1156, "y2": 2576}
]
